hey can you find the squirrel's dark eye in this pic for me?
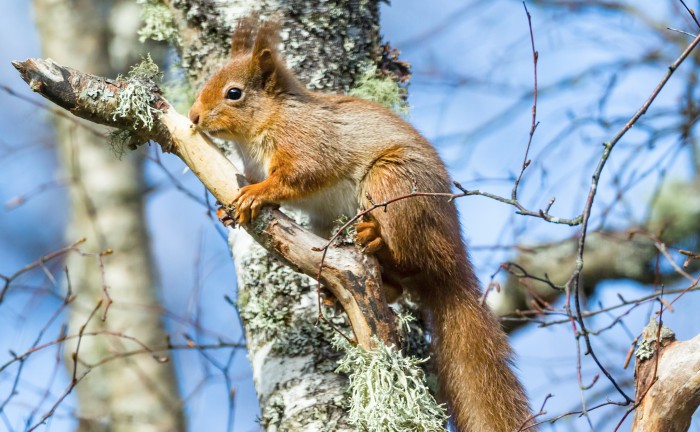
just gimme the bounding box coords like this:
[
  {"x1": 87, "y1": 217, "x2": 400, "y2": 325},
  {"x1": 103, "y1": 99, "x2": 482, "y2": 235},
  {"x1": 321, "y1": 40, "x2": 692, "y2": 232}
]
[{"x1": 226, "y1": 87, "x2": 243, "y2": 100}]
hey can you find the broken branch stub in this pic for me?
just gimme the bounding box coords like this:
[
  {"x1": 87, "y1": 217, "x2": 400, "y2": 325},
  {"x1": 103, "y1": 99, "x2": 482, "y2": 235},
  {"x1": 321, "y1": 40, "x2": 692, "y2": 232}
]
[{"x1": 632, "y1": 320, "x2": 700, "y2": 431}]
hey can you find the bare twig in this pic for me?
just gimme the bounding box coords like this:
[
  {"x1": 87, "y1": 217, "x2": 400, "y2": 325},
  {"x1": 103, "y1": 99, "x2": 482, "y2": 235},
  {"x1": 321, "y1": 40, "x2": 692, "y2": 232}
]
[
  {"x1": 568, "y1": 31, "x2": 700, "y2": 404},
  {"x1": 512, "y1": 2, "x2": 540, "y2": 202},
  {"x1": 679, "y1": 0, "x2": 700, "y2": 29},
  {"x1": 0, "y1": 238, "x2": 87, "y2": 303}
]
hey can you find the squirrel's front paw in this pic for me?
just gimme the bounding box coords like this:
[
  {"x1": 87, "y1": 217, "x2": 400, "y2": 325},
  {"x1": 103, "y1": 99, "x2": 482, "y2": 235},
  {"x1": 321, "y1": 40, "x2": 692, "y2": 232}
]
[
  {"x1": 355, "y1": 217, "x2": 384, "y2": 253},
  {"x1": 233, "y1": 185, "x2": 267, "y2": 224}
]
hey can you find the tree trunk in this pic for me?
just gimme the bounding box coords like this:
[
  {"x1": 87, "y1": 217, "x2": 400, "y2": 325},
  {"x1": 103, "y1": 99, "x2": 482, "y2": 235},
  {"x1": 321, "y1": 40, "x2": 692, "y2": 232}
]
[
  {"x1": 225, "y1": 5, "x2": 381, "y2": 429},
  {"x1": 32, "y1": 1, "x2": 183, "y2": 430},
  {"x1": 160, "y1": 1, "x2": 381, "y2": 428}
]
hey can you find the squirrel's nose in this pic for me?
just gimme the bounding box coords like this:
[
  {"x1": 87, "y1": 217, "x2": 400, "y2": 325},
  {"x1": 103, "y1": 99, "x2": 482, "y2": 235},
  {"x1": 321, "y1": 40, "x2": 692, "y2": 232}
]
[{"x1": 189, "y1": 110, "x2": 200, "y2": 125}]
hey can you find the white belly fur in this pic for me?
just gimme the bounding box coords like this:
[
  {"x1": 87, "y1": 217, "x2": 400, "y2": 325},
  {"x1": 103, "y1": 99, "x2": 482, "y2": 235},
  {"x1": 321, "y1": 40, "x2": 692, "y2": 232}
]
[
  {"x1": 232, "y1": 141, "x2": 358, "y2": 236},
  {"x1": 282, "y1": 178, "x2": 358, "y2": 236}
]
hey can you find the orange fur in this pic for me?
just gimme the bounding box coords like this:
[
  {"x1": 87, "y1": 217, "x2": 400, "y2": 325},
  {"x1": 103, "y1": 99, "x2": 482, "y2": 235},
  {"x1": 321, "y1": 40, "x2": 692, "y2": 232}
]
[{"x1": 189, "y1": 17, "x2": 533, "y2": 431}]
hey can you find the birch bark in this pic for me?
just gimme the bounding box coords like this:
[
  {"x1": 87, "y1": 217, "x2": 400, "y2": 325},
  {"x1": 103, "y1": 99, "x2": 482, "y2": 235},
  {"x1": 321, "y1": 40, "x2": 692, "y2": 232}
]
[{"x1": 159, "y1": 1, "x2": 381, "y2": 429}]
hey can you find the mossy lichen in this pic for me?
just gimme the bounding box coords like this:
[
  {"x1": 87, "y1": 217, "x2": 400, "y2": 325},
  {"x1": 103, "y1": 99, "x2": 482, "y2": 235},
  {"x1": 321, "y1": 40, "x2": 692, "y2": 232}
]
[
  {"x1": 113, "y1": 54, "x2": 163, "y2": 131},
  {"x1": 349, "y1": 64, "x2": 409, "y2": 115},
  {"x1": 259, "y1": 393, "x2": 286, "y2": 428},
  {"x1": 335, "y1": 337, "x2": 447, "y2": 432},
  {"x1": 330, "y1": 215, "x2": 357, "y2": 247},
  {"x1": 137, "y1": 0, "x2": 178, "y2": 43},
  {"x1": 108, "y1": 129, "x2": 141, "y2": 159},
  {"x1": 236, "y1": 244, "x2": 346, "y2": 358},
  {"x1": 636, "y1": 317, "x2": 676, "y2": 361},
  {"x1": 109, "y1": 55, "x2": 163, "y2": 154},
  {"x1": 236, "y1": 249, "x2": 307, "y2": 340},
  {"x1": 312, "y1": 397, "x2": 347, "y2": 432}
]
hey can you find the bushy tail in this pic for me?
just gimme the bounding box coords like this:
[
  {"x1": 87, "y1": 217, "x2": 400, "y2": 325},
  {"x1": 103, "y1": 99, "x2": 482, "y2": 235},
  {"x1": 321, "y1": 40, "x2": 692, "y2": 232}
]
[
  {"x1": 357, "y1": 148, "x2": 532, "y2": 430},
  {"x1": 422, "y1": 275, "x2": 532, "y2": 432}
]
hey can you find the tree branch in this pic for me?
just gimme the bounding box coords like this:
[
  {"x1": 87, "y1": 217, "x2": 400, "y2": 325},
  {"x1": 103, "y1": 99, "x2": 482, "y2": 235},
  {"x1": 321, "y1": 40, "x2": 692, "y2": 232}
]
[{"x1": 12, "y1": 57, "x2": 398, "y2": 350}]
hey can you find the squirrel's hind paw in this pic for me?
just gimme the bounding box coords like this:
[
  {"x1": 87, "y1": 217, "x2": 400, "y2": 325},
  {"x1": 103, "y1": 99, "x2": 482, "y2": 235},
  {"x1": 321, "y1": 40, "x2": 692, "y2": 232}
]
[{"x1": 355, "y1": 219, "x2": 384, "y2": 253}]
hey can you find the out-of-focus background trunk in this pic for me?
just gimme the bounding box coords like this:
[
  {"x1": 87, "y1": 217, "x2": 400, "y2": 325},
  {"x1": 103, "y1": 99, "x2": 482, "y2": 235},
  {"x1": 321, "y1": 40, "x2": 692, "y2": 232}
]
[{"x1": 32, "y1": 0, "x2": 182, "y2": 430}]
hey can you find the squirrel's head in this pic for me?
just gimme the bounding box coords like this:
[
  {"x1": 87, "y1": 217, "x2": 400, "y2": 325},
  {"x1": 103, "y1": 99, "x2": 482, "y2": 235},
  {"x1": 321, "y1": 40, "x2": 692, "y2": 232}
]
[{"x1": 188, "y1": 16, "x2": 305, "y2": 142}]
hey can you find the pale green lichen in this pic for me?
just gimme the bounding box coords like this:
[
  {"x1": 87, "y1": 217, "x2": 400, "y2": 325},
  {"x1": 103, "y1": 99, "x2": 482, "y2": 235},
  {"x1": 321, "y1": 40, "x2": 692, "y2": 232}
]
[
  {"x1": 234, "y1": 221, "x2": 352, "y2": 361},
  {"x1": 137, "y1": 0, "x2": 178, "y2": 43},
  {"x1": 109, "y1": 55, "x2": 163, "y2": 154},
  {"x1": 108, "y1": 129, "x2": 139, "y2": 159},
  {"x1": 236, "y1": 247, "x2": 312, "y2": 340},
  {"x1": 396, "y1": 310, "x2": 416, "y2": 337},
  {"x1": 636, "y1": 317, "x2": 676, "y2": 361},
  {"x1": 396, "y1": 308, "x2": 438, "y2": 393},
  {"x1": 309, "y1": 394, "x2": 347, "y2": 431},
  {"x1": 636, "y1": 339, "x2": 656, "y2": 361},
  {"x1": 335, "y1": 337, "x2": 447, "y2": 432},
  {"x1": 349, "y1": 64, "x2": 409, "y2": 115},
  {"x1": 125, "y1": 54, "x2": 163, "y2": 82},
  {"x1": 112, "y1": 54, "x2": 163, "y2": 131},
  {"x1": 330, "y1": 215, "x2": 357, "y2": 247},
  {"x1": 394, "y1": 302, "x2": 432, "y2": 361},
  {"x1": 259, "y1": 393, "x2": 286, "y2": 428}
]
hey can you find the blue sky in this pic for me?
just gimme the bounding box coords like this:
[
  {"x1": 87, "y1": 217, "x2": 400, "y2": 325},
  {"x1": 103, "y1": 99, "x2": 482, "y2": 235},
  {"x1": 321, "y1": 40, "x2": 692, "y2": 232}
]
[{"x1": 1, "y1": 1, "x2": 699, "y2": 431}]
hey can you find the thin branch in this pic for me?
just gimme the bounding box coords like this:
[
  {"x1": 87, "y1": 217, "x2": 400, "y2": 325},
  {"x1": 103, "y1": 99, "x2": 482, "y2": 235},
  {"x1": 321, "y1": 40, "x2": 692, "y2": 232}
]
[
  {"x1": 667, "y1": 26, "x2": 698, "y2": 38},
  {"x1": 679, "y1": 0, "x2": 700, "y2": 29},
  {"x1": 0, "y1": 238, "x2": 87, "y2": 303},
  {"x1": 512, "y1": 2, "x2": 540, "y2": 202},
  {"x1": 568, "y1": 30, "x2": 700, "y2": 404}
]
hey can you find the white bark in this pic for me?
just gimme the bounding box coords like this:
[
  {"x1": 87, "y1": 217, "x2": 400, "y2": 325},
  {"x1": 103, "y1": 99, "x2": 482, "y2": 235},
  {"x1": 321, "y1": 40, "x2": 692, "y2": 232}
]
[{"x1": 230, "y1": 234, "x2": 350, "y2": 431}]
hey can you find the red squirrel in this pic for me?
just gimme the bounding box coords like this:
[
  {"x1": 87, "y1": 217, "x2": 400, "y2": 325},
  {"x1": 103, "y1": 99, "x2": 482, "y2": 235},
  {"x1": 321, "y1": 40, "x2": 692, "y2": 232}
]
[{"x1": 188, "y1": 17, "x2": 532, "y2": 432}]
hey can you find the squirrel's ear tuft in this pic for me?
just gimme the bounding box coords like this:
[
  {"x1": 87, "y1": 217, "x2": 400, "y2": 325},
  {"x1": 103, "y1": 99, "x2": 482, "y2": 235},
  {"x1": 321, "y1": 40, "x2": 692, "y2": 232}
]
[
  {"x1": 244, "y1": 18, "x2": 303, "y2": 95},
  {"x1": 252, "y1": 20, "x2": 281, "y2": 57},
  {"x1": 231, "y1": 14, "x2": 258, "y2": 56}
]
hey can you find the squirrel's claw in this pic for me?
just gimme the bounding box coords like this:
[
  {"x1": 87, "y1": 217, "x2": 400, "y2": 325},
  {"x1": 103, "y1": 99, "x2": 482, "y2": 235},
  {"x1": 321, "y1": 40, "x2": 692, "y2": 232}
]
[
  {"x1": 233, "y1": 184, "x2": 266, "y2": 225},
  {"x1": 216, "y1": 206, "x2": 237, "y2": 227}
]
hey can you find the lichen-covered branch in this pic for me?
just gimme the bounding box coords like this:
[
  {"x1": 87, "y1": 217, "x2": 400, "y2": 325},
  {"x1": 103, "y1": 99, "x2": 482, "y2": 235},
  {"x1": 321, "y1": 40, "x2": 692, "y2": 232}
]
[{"x1": 12, "y1": 57, "x2": 397, "y2": 351}]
